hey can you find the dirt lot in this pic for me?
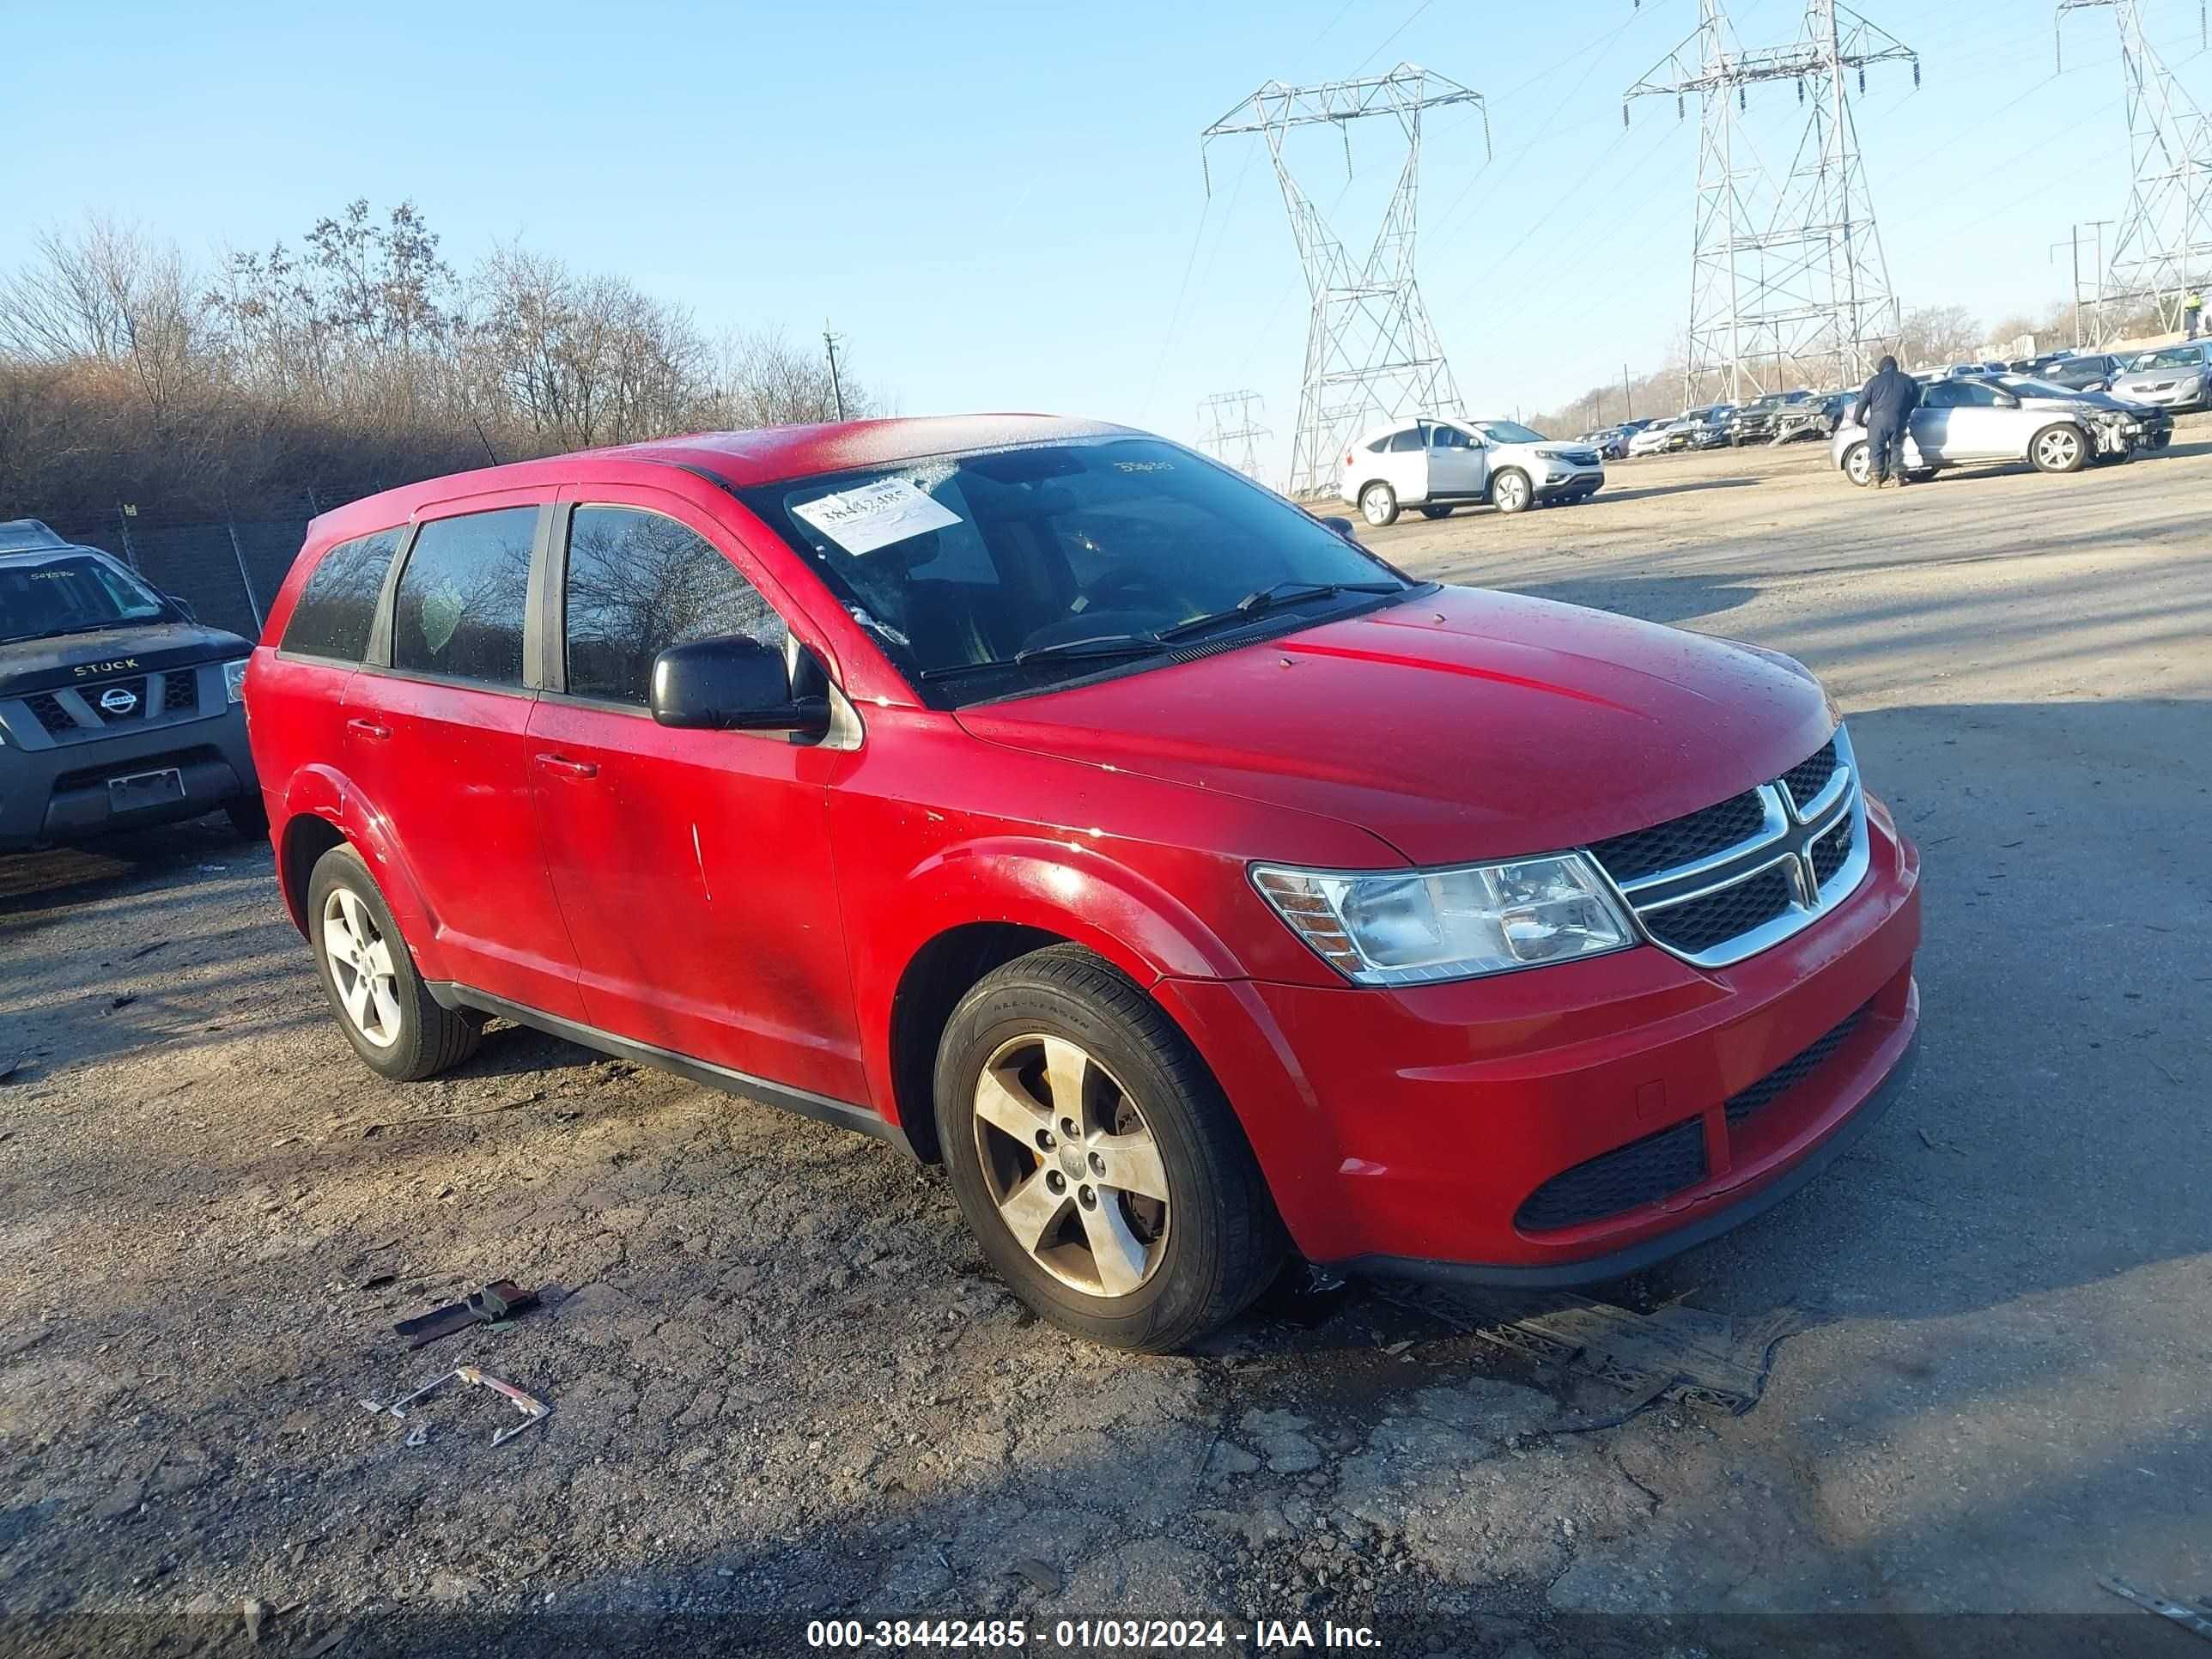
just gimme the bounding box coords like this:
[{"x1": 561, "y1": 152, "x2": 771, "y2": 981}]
[{"x1": 2, "y1": 431, "x2": 2208, "y2": 1656}]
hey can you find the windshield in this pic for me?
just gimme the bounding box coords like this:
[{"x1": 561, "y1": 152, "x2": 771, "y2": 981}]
[
  {"x1": 1998, "y1": 378, "x2": 2082, "y2": 400},
  {"x1": 2133, "y1": 347, "x2": 2205, "y2": 369},
  {"x1": 0, "y1": 554, "x2": 168, "y2": 645},
  {"x1": 739, "y1": 438, "x2": 1414, "y2": 706},
  {"x1": 1472, "y1": 421, "x2": 1546, "y2": 445}
]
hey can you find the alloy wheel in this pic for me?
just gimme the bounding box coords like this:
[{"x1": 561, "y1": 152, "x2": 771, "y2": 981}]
[
  {"x1": 2035, "y1": 428, "x2": 2081, "y2": 470},
  {"x1": 1495, "y1": 473, "x2": 1529, "y2": 513},
  {"x1": 322, "y1": 888, "x2": 403, "y2": 1048},
  {"x1": 1844, "y1": 445, "x2": 1872, "y2": 486},
  {"x1": 971, "y1": 1033, "x2": 1170, "y2": 1298}
]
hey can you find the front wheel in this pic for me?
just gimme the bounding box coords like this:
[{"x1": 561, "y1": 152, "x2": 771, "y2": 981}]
[
  {"x1": 934, "y1": 945, "x2": 1285, "y2": 1352},
  {"x1": 307, "y1": 844, "x2": 482, "y2": 1081},
  {"x1": 2030, "y1": 423, "x2": 2088, "y2": 474},
  {"x1": 1418, "y1": 504, "x2": 1455, "y2": 520},
  {"x1": 224, "y1": 797, "x2": 269, "y2": 840},
  {"x1": 1358, "y1": 482, "x2": 1400, "y2": 527},
  {"x1": 1491, "y1": 469, "x2": 1533, "y2": 514}
]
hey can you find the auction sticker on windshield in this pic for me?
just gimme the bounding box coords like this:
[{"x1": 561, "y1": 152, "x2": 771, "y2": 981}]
[{"x1": 791, "y1": 477, "x2": 963, "y2": 556}]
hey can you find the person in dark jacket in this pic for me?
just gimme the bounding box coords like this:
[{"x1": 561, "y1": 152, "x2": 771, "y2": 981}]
[{"x1": 1852, "y1": 356, "x2": 1921, "y2": 487}]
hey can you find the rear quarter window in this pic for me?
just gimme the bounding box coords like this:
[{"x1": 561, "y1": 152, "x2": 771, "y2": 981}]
[{"x1": 280, "y1": 529, "x2": 404, "y2": 661}]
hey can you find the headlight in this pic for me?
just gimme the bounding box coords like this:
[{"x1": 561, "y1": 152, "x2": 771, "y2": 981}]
[
  {"x1": 1251, "y1": 854, "x2": 1635, "y2": 986},
  {"x1": 223, "y1": 658, "x2": 250, "y2": 703}
]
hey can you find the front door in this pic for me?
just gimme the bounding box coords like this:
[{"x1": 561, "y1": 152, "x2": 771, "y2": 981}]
[
  {"x1": 1935, "y1": 380, "x2": 2021, "y2": 459},
  {"x1": 1425, "y1": 422, "x2": 1488, "y2": 498},
  {"x1": 525, "y1": 491, "x2": 869, "y2": 1106},
  {"x1": 343, "y1": 498, "x2": 586, "y2": 1019}
]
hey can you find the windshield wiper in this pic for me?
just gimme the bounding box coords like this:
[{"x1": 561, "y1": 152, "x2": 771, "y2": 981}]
[
  {"x1": 1156, "y1": 580, "x2": 1403, "y2": 644},
  {"x1": 917, "y1": 634, "x2": 1168, "y2": 683}
]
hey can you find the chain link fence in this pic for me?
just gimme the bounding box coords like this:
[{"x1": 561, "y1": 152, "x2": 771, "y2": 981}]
[{"x1": 33, "y1": 500, "x2": 319, "y2": 644}]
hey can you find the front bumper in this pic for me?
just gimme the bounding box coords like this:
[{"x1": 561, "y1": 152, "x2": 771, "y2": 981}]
[
  {"x1": 2112, "y1": 380, "x2": 2205, "y2": 410},
  {"x1": 0, "y1": 684, "x2": 255, "y2": 852},
  {"x1": 1534, "y1": 466, "x2": 1605, "y2": 501},
  {"x1": 1162, "y1": 796, "x2": 1922, "y2": 1279}
]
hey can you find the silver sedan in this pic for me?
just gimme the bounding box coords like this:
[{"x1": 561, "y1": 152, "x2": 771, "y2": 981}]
[{"x1": 1830, "y1": 377, "x2": 2151, "y2": 484}]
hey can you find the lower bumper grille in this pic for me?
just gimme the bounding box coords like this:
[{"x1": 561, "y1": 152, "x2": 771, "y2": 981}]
[
  {"x1": 1725, "y1": 1002, "x2": 1870, "y2": 1127},
  {"x1": 1515, "y1": 1117, "x2": 1709, "y2": 1233}
]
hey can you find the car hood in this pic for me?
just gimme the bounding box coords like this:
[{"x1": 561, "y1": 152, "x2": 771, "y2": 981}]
[
  {"x1": 2112, "y1": 363, "x2": 2204, "y2": 388},
  {"x1": 0, "y1": 620, "x2": 252, "y2": 697},
  {"x1": 955, "y1": 587, "x2": 1835, "y2": 867}
]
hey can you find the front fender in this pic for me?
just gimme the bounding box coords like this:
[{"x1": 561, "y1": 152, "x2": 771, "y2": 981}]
[
  {"x1": 849, "y1": 835, "x2": 1250, "y2": 1136},
  {"x1": 277, "y1": 764, "x2": 447, "y2": 979}
]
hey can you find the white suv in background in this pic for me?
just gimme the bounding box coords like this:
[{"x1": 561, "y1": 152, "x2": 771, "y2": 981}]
[{"x1": 1339, "y1": 416, "x2": 1606, "y2": 526}]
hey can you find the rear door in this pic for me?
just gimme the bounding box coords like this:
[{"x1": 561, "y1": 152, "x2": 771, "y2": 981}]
[
  {"x1": 524, "y1": 488, "x2": 867, "y2": 1104},
  {"x1": 1908, "y1": 382, "x2": 1958, "y2": 460},
  {"x1": 1379, "y1": 424, "x2": 1429, "y2": 501},
  {"x1": 342, "y1": 495, "x2": 586, "y2": 1020}
]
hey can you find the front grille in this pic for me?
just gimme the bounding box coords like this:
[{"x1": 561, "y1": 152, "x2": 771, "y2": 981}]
[
  {"x1": 1726, "y1": 1002, "x2": 1870, "y2": 1127},
  {"x1": 1781, "y1": 738, "x2": 1838, "y2": 810},
  {"x1": 1643, "y1": 865, "x2": 1796, "y2": 955},
  {"x1": 27, "y1": 692, "x2": 75, "y2": 734},
  {"x1": 1561, "y1": 448, "x2": 1601, "y2": 467},
  {"x1": 1586, "y1": 728, "x2": 1866, "y2": 968},
  {"x1": 1589, "y1": 790, "x2": 1767, "y2": 884},
  {"x1": 1810, "y1": 812, "x2": 1856, "y2": 889},
  {"x1": 158, "y1": 670, "x2": 199, "y2": 716},
  {"x1": 1516, "y1": 1117, "x2": 1709, "y2": 1232}
]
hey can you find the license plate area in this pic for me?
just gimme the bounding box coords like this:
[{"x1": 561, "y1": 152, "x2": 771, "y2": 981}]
[{"x1": 108, "y1": 767, "x2": 185, "y2": 811}]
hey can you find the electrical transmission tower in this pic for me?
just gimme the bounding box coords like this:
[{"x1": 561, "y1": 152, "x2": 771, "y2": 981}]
[
  {"x1": 1202, "y1": 66, "x2": 1488, "y2": 497},
  {"x1": 2057, "y1": 0, "x2": 2212, "y2": 338},
  {"x1": 1196, "y1": 391, "x2": 1273, "y2": 482},
  {"x1": 1626, "y1": 1, "x2": 1917, "y2": 404}
]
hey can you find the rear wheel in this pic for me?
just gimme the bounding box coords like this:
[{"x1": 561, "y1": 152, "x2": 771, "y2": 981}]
[
  {"x1": 1358, "y1": 482, "x2": 1400, "y2": 527},
  {"x1": 934, "y1": 945, "x2": 1285, "y2": 1352},
  {"x1": 2030, "y1": 423, "x2": 2088, "y2": 474},
  {"x1": 1491, "y1": 469, "x2": 1533, "y2": 514},
  {"x1": 1843, "y1": 442, "x2": 1874, "y2": 488},
  {"x1": 307, "y1": 844, "x2": 481, "y2": 1082}
]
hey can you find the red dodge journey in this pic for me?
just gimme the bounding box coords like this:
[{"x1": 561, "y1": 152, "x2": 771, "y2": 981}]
[{"x1": 245, "y1": 416, "x2": 1921, "y2": 1350}]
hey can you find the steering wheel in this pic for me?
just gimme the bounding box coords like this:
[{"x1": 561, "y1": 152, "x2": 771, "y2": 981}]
[{"x1": 1081, "y1": 563, "x2": 1182, "y2": 614}]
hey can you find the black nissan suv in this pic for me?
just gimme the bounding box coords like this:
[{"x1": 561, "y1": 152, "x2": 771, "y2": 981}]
[{"x1": 0, "y1": 520, "x2": 261, "y2": 853}]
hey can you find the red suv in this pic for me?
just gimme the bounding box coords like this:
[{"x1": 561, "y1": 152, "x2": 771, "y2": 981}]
[{"x1": 246, "y1": 416, "x2": 1921, "y2": 1351}]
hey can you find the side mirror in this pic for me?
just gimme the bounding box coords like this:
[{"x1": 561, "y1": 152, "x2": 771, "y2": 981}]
[
  {"x1": 650, "y1": 635, "x2": 829, "y2": 737},
  {"x1": 1318, "y1": 514, "x2": 1361, "y2": 543},
  {"x1": 165, "y1": 592, "x2": 197, "y2": 623}
]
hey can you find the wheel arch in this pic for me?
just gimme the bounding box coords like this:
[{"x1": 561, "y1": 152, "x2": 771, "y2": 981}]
[
  {"x1": 272, "y1": 765, "x2": 445, "y2": 975},
  {"x1": 867, "y1": 841, "x2": 1248, "y2": 1159}
]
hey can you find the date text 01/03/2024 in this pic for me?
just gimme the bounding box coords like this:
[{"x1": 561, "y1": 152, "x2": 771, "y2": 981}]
[{"x1": 804, "y1": 1618, "x2": 1382, "y2": 1649}]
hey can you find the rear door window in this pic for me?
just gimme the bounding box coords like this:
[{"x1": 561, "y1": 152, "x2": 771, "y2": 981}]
[
  {"x1": 281, "y1": 529, "x2": 403, "y2": 662},
  {"x1": 391, "y1": 507, "x2": 536, "y2": 687},
  {"x1": 562, "y1": 507, "x2": 787, "y2": 706},
  {"x1": 1387, "y1": 428, "x2": 1423, "y2": 453}
]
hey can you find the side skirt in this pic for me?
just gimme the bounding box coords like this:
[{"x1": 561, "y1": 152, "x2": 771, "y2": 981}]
[{"x1": 424, "y1": 981, "x2": 916, "y2": 1160}]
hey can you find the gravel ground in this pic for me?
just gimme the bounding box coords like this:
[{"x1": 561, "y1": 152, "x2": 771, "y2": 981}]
[{"x1": 1, "y1": 429, "x2": 2207, "y2": 1656}]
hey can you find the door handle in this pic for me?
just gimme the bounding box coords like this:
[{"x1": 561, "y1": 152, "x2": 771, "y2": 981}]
[
  {"x1": 534, "y1": 753, "x2": 599, "y2": 780},
  {"x1": 347, "y1": 717, "x2": 392, "y2": 741}
]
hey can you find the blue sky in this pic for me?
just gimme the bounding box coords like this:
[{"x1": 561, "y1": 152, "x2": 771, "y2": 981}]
[{"x1": 9, "y1": 0, "x2": 2208, "y2": 477}]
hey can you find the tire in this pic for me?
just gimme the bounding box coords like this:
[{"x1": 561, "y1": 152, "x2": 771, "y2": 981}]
[
  {"x1": 1358, "y1": 482, "x2": 1399, "y2": 527},
  {"x1": 1491, "y1": 469, "x2": 1533, "y2": 514},
  {"x1": 225, "y1": 797, "x2": 269, "y2": 840},
  {"x1": 1418, "y1": 504, "x2": 1455, "y2": 520},
  {"x1": 2029, "y1": 423, "x2": 2088, "y2": 475},
  {"x1": 306, "y1": 843, "x2": 481, "y2": 1082},
  {"x1": 1842, "y1": 442, "x2": 1874, "y2": 488},
  {"x1": 933, "y1": 945, "x2": 1286, "y2": 1352}
]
